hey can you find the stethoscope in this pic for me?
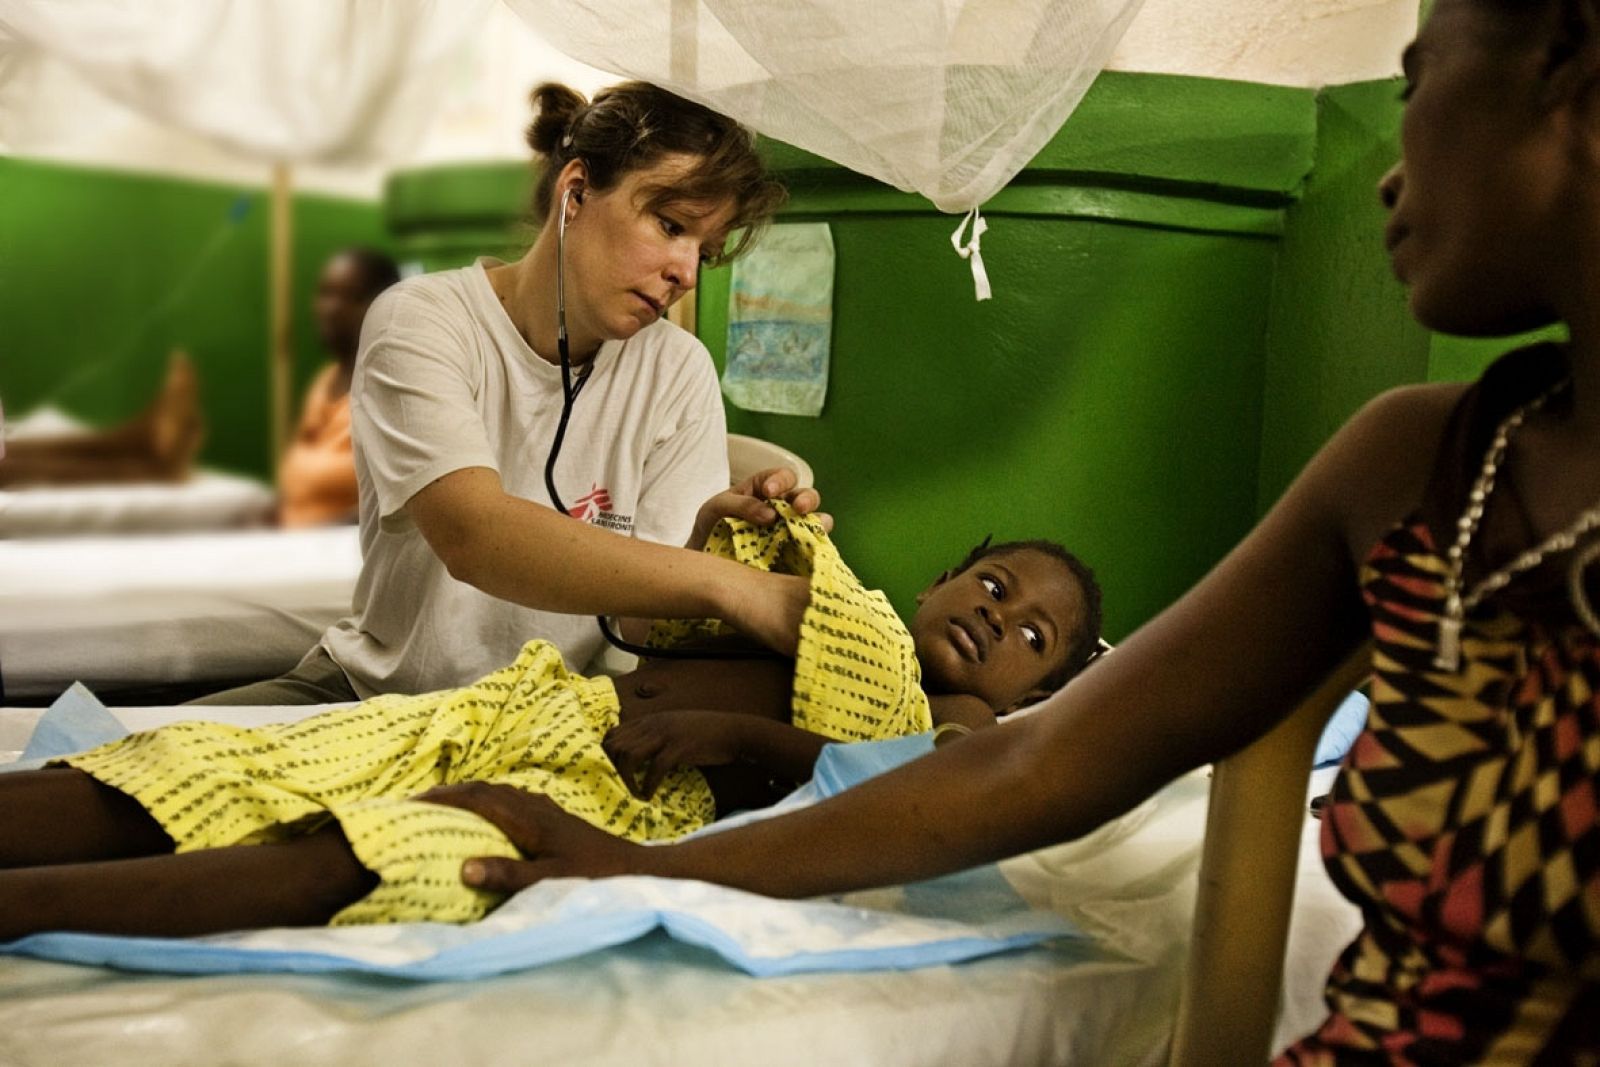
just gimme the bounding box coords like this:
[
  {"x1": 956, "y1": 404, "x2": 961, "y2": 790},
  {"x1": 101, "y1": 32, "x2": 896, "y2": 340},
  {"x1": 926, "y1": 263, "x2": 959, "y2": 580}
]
[
  {"x1": 541, "y1": 187, "x2": 595, "y2": 523},
  {"x1": 542, "y1": 185, "x2": 779, "y2": 663}
]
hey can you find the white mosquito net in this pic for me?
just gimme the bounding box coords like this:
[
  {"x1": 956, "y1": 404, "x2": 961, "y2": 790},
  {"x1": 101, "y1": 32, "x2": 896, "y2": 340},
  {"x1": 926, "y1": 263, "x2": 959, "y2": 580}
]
[
  {"x1": 1, "y1": 0, "x2": 1144, "y2": 202},
  {"x1": 0, "y1": 0, "x2": 493, "y2": 165},
  {"x1": 501, "y1": 0, "x2": 1146, "y2": 214},
  {"x1": 0, "y1": 0, "x2": 1146, "y2": 296}
]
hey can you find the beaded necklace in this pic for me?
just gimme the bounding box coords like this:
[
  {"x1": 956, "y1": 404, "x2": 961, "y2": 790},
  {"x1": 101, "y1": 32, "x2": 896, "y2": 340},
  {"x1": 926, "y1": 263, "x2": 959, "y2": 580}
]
[{"x1": 1435, "y1": 378, "x2": 1600, "y2": 671}]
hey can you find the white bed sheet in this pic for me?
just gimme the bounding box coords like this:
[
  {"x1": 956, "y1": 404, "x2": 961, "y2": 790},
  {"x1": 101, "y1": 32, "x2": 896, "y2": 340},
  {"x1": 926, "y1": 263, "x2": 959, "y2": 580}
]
[
  {"x1": 0, "y1": 704, "x2": 1362, "y2": 1067},
  {"x1": 0, "y1": 527, "x2": 361, "y2": 700},
  {"x1": 0, "y1": 470, "x2": 278, "y2": 538}
]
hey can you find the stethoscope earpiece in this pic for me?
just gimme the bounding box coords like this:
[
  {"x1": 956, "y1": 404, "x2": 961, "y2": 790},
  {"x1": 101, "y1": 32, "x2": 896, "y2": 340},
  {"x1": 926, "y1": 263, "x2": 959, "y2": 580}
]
[{"x1": 558, "y1": 188, "x2": 576, "y2": 240}]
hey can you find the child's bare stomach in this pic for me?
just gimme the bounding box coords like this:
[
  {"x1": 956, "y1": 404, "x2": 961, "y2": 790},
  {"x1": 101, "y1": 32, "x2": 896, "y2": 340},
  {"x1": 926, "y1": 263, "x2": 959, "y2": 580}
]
[{"x1": 614, "y1": 654, "x2": 794, "y2": 723}]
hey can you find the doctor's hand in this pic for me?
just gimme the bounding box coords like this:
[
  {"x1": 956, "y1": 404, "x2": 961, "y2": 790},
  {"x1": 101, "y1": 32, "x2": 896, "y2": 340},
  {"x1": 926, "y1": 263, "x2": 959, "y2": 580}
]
[
  {"x1": 687, "y1": 466, "x2": 830, "y2": 552},
  {"x1": 419, "y1": 783, "x2": 649, "y2": 892}
]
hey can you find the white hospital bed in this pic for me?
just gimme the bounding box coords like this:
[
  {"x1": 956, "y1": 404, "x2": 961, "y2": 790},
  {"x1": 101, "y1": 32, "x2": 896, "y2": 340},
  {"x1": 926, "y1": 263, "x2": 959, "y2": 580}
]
[
  {"x1": 1, "y1": 403, "x2": 276, "y2": 538},
  {"x1": 0, "y1": 526, "x2": 361, "y2": 703},
  {"x1": 0, "y1": 701, "x2": 1361, "y2": 1067},
  {"x1": 0, "y1": 469, "x2": 277, "y2": 538}
]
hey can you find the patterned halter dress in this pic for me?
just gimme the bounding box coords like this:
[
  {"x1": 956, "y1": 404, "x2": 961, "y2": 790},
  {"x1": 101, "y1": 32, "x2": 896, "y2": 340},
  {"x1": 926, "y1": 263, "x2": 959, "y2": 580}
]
[{"x1": 1279, "y1": 347, "x2": 1600, "y2": 1064}]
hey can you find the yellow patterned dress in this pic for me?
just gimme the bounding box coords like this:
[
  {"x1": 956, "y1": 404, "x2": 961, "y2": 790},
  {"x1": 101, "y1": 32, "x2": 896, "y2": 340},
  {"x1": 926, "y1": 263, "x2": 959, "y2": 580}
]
[{"x1": 64, "y1": 504, "x2": 931, "y2": 925}]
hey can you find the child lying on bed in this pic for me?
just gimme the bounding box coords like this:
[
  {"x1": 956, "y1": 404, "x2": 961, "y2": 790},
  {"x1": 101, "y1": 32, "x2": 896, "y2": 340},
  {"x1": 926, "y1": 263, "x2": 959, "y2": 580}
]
[{"x1": 0, "y1": 504, "x2": 1101, "y2": 938}]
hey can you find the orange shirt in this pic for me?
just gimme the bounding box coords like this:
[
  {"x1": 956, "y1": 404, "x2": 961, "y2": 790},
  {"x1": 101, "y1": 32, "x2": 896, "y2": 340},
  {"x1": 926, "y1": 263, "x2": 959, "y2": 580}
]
[{"x1": 278, "y1": 365, "x2": 357, "y2": 528}]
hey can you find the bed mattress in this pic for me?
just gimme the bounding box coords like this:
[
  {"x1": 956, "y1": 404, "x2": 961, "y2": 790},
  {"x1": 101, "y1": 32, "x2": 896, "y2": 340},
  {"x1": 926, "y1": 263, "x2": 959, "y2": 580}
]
[
  {"x1": 0, "y1": 526, "x2": 360, "y2": 701},
  {"x1": 0, "y1": 470, "x2": 277, "y2": 538}
]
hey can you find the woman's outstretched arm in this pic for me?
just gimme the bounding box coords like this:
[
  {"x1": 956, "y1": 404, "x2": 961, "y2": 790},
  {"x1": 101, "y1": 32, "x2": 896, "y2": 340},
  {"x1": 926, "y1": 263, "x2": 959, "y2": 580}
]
[{"x1": 433, "y1": 385, "x2": 1465, "y2": 900}]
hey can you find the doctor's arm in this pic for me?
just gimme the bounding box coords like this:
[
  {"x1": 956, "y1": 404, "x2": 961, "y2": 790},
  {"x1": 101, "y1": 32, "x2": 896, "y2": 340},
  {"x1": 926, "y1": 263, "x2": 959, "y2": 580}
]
[
  {"x1": 356, "y1": 297, "x2": 821, "y2": 654},
  {"x1": 407, "y1": 467, "x2": 812, "y2": 654}
]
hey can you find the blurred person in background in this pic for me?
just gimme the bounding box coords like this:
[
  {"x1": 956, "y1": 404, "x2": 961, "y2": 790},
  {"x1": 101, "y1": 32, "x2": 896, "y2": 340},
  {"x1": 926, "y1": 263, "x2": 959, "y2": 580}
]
[{"x1": 277, "y1": 247, "x2": 399, "y2": 527}]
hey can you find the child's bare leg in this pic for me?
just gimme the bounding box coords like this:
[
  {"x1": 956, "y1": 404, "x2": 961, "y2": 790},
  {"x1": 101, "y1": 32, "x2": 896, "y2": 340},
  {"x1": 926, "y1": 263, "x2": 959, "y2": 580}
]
[
  {"x1": 0, "y1": 769, "x2": 174, "y2": 867},
  {"x1": 0, "y1": 823, "x2": 377, "y2": 940}
]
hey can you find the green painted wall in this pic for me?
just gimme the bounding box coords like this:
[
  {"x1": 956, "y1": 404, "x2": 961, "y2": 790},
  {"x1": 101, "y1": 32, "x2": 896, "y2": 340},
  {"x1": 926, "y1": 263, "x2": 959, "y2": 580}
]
[
  {"x1": 0, "y1": 157, "x2": 387, "y2": 479},
  {"x1": 701, "y1": 74, "x2": 1315, "y2": 636},
  {"x1": 1254, "y1": 79, "x2": 1429, "y2": 511},
  {"x1": 708, "y1": 216, "x2": 1278, "y2": 639}
]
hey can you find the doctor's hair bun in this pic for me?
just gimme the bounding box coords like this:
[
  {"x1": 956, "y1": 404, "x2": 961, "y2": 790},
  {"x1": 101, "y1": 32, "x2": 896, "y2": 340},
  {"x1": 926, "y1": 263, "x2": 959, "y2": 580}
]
[
  {"x1": 520, "y1": 80, "x2": 786, "y2": 251},
  {"x1": 526, "y1": 83, "x2": 588, "y2": 157}
]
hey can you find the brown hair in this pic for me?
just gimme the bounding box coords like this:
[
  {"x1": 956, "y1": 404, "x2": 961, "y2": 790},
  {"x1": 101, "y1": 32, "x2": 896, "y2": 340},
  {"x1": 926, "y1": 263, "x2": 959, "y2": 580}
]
[{"x1": 525, "y1": 81, "x2": 787, "y2": 266}]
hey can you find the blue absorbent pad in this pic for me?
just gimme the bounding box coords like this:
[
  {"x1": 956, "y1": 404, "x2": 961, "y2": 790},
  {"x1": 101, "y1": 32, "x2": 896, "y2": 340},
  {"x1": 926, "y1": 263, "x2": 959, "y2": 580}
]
[
  {"x1": 9, "y1": 682, "x2": 126, "y2": 770},
  {"x1": 1314, "y1": 690, "x2": 1371, "y2": 768},
  {"x1": 0, "y1": 693, "x2": 1078, "y2": 980}
]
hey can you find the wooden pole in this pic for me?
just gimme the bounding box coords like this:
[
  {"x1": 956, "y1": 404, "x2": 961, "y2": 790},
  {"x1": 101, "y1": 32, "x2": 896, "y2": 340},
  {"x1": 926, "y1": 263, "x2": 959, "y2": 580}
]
[
  {"x1": 1168, "y1": 644, "x2": 1372, "y2": 1067},
  {"x1": 269, "y1": 162, "x2": 294, "y2": 463},
  {"x1": 667, "y1": 292, "x2": 698, "y2": 336},
  {"x1": 669, "y1": 0, "x2": 698, "y2": 84},
  {"x1": 668, "y1": 0, "x2": 698, "y2": 339}
]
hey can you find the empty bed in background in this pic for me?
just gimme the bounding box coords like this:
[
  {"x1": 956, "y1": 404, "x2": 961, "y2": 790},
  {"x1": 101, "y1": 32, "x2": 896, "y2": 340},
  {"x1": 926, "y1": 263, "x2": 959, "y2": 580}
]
[
  {"x1": 0, "y1": 434, "x2": 810, "y2": 702},
  {"x1": 0, "y1": 471, "x2": 276, "y2": 538},
  {"x1": 0, "y1": 525, "x2": 361, "y2": 703}
]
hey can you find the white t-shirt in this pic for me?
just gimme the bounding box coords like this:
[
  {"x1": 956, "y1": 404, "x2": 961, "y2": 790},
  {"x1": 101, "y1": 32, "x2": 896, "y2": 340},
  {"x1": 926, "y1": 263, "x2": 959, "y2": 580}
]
[{"x1": 321, "y1": 259, "x2": 728, "y2": 697}]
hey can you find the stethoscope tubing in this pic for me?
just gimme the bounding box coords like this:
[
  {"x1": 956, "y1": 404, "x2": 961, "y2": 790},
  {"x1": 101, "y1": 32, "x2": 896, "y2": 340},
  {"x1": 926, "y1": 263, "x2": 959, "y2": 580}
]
[{"x1": 542, "y1": 186, "x2": 778, "y2": 663}]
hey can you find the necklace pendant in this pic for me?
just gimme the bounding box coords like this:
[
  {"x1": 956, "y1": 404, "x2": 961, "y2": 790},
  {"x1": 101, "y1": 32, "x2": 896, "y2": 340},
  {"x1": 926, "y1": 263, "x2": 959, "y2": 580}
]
[{"x1": 1434, "y1": 614, "x2": 1462, "y2": 672}]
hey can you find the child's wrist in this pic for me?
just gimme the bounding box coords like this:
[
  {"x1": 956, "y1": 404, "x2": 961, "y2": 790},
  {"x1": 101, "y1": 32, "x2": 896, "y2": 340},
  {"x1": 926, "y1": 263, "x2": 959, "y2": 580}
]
[{"x1": 646, "y1": 839, "x2": 702, "y2": 881}]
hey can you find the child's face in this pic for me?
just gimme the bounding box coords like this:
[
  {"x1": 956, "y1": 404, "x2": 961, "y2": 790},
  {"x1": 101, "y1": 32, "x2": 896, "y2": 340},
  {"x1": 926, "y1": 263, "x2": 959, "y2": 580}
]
[
  {"x1": 910, "y1": 548, "x2": 1085, "y2": 713},
  {"x1": 1382, "y1": 0, "x2": 1578, "y2": 337}
]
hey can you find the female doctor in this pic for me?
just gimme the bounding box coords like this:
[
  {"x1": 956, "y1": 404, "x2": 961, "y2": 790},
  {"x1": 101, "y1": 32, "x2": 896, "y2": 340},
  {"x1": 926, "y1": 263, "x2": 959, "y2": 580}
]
[{"x1": 196, "y1": 82, "x2": 814, "y2": 705}]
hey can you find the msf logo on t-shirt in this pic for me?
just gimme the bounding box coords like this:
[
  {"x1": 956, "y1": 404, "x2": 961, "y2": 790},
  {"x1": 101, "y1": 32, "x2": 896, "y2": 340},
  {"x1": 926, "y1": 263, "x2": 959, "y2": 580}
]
[{"x1": 567, "y1": 485, "x2": 634, "y2": 533}]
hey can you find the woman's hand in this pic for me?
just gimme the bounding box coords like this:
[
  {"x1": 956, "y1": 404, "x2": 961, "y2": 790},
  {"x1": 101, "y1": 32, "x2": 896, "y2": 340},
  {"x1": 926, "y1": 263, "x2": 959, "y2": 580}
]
[
  {"x1": 687, "y1": 466, "x2": 831, "y2": 551},
  {"x1": 419, "y1": 783, "x2": 647, "y2": 891},
  {"x1": 603, "y1": 711, "x2": 749, "y2": 799}
]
